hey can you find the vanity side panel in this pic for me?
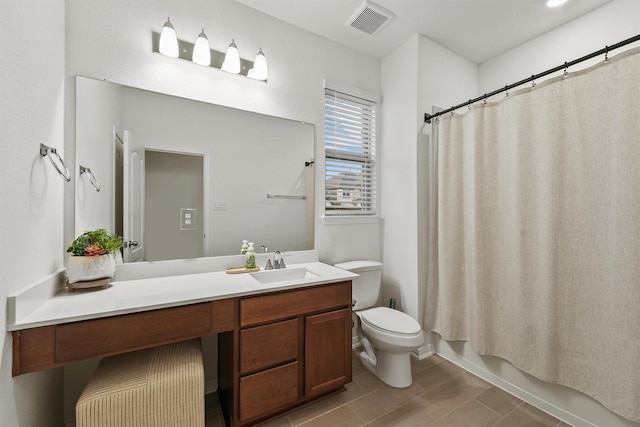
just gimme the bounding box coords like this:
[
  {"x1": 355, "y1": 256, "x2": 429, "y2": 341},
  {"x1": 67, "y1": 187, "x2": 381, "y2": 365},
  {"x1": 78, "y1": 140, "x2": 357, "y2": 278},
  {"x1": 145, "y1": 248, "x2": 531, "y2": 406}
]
[{"x1": 211, "y1": 298, "x2": 235, "y2": 333}]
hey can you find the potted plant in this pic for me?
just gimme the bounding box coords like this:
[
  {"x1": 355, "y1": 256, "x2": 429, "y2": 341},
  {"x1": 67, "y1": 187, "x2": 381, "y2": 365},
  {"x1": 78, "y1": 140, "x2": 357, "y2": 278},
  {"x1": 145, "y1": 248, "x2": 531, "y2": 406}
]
[{"x1": 66, "y1": 229, "x2": 123, "y2": 284}]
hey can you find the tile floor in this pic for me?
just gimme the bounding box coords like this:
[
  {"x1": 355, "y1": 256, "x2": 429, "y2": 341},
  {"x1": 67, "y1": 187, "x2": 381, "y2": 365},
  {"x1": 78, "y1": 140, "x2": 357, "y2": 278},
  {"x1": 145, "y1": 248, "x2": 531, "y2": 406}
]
[{"x1": 205, "y1": 351, "x2": 570, "y2": 427}]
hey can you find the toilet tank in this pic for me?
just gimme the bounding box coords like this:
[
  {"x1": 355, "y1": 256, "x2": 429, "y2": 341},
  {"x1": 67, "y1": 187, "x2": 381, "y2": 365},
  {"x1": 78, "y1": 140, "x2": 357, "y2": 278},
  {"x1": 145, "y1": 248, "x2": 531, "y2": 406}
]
[{"x1": 334, "y1": 260, "x2": 383, "y2": 310}]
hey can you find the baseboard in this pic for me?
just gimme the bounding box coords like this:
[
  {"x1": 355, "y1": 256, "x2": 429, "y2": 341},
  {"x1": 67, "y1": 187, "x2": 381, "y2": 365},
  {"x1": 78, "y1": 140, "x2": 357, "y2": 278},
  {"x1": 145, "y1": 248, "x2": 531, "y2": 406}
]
[
  {"x1": 411, "y1": 343, "x2": 435, "y2": 360},
  {"x1": 352, "y1": 336, "x2": 361, "y2": 349},
  {"x1": 436, "y1": 339, "x2": 639, "y2": 427},
  {"x1": 205, "y1": 378, "x2": 218, "y2": 394}
]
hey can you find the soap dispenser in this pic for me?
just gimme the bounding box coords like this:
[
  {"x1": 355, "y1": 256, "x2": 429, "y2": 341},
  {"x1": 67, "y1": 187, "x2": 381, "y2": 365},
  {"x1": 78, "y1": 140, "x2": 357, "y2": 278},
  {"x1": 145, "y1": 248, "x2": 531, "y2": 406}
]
[
  {"x1": 241, "y1": 240, "x2": 248, "y2": 255},
  {"x1": 245, "y1": 242, "x2": 256, "y2": 269}
]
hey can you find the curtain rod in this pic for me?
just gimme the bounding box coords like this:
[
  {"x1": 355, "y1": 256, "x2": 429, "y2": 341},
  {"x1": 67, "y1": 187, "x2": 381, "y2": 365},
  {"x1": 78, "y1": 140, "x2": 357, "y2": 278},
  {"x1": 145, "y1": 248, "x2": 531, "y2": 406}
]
[{"x1": 424, "y1": 33, "x2": 640, "y2": 124}]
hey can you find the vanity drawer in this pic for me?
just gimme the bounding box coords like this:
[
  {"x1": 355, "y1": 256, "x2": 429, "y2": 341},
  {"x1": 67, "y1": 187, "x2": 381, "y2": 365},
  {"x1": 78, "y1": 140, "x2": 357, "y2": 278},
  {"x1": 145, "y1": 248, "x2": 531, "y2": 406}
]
[
  {"x1": 239, "y1": 361, "x2": 299, "y2": 423},
  {"x1": 240, "y1": 318, "x2": 298, "y2": 375},
  {"x1": 240, "y1": 281, "x2": 352, "y2": 326}
]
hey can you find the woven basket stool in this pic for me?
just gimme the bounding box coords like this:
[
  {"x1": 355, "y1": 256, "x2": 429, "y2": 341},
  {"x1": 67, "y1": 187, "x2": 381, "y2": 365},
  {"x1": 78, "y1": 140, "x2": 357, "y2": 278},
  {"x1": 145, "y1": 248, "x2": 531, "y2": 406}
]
[{"x1": 76, "y1": 339, "x2": 204, "y2": 427}]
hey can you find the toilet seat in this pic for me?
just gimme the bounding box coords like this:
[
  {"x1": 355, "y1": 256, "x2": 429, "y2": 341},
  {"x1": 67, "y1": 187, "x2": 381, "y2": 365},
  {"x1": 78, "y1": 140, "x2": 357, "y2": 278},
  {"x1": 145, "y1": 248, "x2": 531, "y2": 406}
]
[{"x1": 360, "y1": 307, "x2": 421, "y2": 336}]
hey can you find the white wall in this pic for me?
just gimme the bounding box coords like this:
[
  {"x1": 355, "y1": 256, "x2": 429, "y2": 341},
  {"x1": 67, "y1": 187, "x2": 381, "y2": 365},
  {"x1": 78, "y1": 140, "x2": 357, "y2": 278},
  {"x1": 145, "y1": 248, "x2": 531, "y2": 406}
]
[
  {"x1": 62, "y1": 0, "x2": 383, "y2": 422},
  {"x1": 479, "y1": 0, "x2": 640, "y2": 93},
  {"x1": 434, "y1": 1, "x2": 640, "y2": 426},
  {"x1": 0, "y1": 1, "x2": 66, "y2": 426},
  {"x1": 65, "y1": 0, "x2": 382, "y2": 266},
  {"x1": 380, "y1": 34, "x2": 477, "y2": 340},
  {"x1": 380, "y1": 36, "x2": 420, "y2": 317}
]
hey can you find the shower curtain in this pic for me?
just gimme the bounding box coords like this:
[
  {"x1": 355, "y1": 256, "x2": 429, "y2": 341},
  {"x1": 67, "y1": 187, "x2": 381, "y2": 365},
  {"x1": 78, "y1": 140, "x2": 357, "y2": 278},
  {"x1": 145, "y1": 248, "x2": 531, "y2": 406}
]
[{"x1": 425, "y1": 47, "x2": 640, "y2": 422}]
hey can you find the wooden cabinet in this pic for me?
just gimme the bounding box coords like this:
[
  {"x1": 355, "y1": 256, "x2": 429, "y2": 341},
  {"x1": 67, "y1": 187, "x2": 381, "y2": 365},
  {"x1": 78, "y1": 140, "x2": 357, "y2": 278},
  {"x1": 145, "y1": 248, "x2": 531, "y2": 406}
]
[
  {"x1": 220, "y1": 280, "x2": 352, "y2": 427},
  {"x1": 305, "y1": 308, "x2": 352, "y2": 398},
  {"x1": 12, "y1": 278, "x2": 352, "y2": 427}
]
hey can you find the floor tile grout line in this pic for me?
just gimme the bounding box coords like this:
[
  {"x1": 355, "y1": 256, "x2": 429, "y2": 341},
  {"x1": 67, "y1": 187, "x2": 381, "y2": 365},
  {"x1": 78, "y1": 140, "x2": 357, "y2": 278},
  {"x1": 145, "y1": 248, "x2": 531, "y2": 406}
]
[{"x1": 473, "y1": 395, "x2": 517, "y2": 420}]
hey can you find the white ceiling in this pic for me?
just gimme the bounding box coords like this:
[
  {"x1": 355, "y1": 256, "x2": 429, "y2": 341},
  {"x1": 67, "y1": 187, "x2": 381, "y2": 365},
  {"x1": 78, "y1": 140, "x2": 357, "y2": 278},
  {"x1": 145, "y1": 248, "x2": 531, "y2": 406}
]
[{"x1": 234, "y1": 0, "x2": 613, "y2": 63}]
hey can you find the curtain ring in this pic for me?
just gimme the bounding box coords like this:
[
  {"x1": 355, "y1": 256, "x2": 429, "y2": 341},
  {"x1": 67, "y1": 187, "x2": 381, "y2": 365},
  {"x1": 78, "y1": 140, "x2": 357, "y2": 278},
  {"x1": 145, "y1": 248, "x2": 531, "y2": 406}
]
[
  {"x1": 468, "y1": 100, "x2": 472, "y2": 111},
  {"x1": 563, "y1": 62, "x2": 569, "y2": 78},
  {"x1": 531, "y1": 75, "x2": 536, "y2": 88},
  {"x1": 505, "y1": 85, "x2": 509, "y2": 98},
  {"x1": 604, "y1": 46, "x2": 609, "y2": 63},
  {"x1": 483, "y1": 94, "x2": 487, "y2": 105}
]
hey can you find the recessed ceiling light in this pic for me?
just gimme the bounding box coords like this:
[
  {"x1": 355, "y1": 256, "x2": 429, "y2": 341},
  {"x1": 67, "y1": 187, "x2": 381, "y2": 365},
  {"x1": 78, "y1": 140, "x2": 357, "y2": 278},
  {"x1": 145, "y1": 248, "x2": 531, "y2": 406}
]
[{"x1": 547, "y1": 0, "x2": 568, "y2": 7}]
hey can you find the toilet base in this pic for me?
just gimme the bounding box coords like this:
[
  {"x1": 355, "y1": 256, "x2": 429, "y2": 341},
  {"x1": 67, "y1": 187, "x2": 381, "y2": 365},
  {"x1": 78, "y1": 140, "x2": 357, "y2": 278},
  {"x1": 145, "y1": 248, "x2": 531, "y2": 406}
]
[{"x1": 360, "y1": 350, "x2": 413, "y2": 388}]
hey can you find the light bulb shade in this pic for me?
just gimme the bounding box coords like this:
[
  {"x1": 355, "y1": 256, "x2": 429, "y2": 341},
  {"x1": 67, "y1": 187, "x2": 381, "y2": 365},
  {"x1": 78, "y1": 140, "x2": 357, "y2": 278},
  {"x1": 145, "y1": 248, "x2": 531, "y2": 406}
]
[
  {"x1": 249, "y1": 49, "x2": 268, "y2": 80},
  {"x1": 159, "y1": 18, "x2": 179, "y2": 58},
  {"x1": 546, "y1": 0, "x2": 568, "y2": 7},
  {"x1": 221, "y1": 39, "x2": 241, "y2": 74},
  {"x1": 192, "y1": 29, "x2": 211, "y2": 65}
]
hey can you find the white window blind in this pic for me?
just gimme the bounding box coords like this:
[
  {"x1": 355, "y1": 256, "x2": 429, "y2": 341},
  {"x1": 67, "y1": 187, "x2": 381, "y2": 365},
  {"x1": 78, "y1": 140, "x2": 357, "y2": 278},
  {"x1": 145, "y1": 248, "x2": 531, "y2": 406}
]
[{"x1": 324, "y1": 88, "x2": 377, "y2": 216}]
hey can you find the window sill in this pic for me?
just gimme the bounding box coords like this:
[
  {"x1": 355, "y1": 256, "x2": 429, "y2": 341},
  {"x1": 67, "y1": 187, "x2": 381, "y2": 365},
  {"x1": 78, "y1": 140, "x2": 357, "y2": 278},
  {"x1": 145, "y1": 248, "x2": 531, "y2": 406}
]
[{"x1": 321, "y1": 215, "x2": 381, "y2": 225}]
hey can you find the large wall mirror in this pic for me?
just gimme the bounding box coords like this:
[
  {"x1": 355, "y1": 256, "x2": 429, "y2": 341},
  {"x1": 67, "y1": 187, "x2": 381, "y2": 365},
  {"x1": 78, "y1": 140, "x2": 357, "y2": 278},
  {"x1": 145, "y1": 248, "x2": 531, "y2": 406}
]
[{"x1": 75, "y1": 76, "x2": 315, "y2": 262}]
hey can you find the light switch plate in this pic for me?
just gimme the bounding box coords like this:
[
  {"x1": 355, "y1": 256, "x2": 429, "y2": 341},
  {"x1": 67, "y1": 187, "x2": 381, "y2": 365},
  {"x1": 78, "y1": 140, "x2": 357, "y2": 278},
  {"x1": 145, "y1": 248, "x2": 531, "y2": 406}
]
[{"x1": 213, "y1": 201, "x2": 227, "y2": 211}]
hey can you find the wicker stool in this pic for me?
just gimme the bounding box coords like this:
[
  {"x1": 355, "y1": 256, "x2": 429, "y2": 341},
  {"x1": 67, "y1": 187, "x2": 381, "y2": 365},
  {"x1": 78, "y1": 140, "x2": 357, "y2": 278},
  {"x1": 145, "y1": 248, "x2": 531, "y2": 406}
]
[{"x1": 76, "y1": 339, "x2": 204, "y2": 427}]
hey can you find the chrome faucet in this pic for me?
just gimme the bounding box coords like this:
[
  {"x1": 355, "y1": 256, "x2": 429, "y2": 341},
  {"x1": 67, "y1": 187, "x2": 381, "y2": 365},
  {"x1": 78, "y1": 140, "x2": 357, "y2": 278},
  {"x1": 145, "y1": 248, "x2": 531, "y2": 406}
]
[{"x1": 262, "y1": 245, "x2": 275, "y2": 270}]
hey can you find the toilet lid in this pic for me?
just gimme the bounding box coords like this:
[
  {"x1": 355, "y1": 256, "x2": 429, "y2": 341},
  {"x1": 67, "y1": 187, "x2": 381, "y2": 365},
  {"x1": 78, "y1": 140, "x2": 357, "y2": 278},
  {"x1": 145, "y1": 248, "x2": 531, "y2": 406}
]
[{"x1": 361, "y1": 307, "x2": 421, "y2": 335}]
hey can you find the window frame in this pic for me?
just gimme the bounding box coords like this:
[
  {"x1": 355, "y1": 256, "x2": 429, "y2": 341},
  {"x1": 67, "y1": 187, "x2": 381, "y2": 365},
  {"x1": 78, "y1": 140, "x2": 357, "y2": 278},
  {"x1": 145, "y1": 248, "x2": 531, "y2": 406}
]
[{"x1": 323, "y1": 86, "x2": 377, "y2": 217}]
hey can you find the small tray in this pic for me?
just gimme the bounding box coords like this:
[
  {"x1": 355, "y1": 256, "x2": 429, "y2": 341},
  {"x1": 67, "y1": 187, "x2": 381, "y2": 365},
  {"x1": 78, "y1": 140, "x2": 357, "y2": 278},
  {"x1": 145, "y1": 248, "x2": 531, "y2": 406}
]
[
  {"x1": 225, "y1": 266, "x2": 260, "y2": 274},
  {"x1": 66, "y1": 276, "x2": 113, "y2": 291}
]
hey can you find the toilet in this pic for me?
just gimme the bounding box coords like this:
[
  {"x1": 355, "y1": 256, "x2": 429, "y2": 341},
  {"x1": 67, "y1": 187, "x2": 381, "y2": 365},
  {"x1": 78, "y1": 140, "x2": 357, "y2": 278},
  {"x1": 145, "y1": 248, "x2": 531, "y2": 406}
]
[{"x1": 334, "y1": 260, "x2": 424, "y2": 388}]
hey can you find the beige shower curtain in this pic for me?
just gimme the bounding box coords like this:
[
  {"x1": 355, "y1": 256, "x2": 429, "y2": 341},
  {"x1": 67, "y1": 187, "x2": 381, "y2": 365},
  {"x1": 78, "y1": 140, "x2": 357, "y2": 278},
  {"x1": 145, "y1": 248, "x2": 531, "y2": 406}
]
[{"x1": 426, "y1": 47, "x2": 640, "y2": 422}]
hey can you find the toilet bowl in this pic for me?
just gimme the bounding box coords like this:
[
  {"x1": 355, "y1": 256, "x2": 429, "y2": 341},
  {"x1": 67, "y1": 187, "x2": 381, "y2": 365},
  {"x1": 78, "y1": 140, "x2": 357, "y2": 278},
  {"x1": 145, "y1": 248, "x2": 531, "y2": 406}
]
[
  {"x1": 334, "y1": 260, "x2": 424, "y2": 388},
  {"x1": 356, "y1": 307, "x2": 423, "y2": 388}
]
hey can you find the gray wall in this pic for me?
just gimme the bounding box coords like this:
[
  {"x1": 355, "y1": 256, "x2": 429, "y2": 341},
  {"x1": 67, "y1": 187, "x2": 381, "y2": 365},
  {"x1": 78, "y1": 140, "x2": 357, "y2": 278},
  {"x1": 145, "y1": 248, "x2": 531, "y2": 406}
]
[{"x1": 145, "y1": 151, "x2": 204, "y2": 261}]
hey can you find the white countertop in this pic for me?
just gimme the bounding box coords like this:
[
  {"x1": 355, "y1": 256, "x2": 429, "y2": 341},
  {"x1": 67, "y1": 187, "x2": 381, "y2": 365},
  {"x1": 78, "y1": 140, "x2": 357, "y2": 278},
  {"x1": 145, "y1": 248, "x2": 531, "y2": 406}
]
[{"x1": 7, "y1": 260, "x2": 357, "y2": 331}]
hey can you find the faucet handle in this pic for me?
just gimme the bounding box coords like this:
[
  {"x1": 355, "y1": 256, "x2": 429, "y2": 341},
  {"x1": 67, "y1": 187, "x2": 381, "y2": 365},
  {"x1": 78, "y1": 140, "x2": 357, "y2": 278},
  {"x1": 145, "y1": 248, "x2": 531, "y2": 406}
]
[{"x1": 273, "y1": 251, "x2": 286, "y2": 269}]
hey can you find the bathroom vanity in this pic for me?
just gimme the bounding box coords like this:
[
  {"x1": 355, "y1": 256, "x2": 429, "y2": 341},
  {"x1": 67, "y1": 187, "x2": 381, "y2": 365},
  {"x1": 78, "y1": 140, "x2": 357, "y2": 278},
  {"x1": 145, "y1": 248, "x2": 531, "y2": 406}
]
[
  {"x1": 220, "y1": 280, "x2": 352, "y2": 425},
  {"x1": 8, "y1": 253, "x2": 356, "y2": 427}
]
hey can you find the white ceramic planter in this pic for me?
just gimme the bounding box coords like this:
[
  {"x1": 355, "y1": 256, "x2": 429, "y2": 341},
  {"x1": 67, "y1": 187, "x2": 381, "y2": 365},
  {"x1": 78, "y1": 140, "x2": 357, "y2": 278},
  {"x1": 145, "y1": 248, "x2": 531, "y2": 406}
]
[{"x1": 66, "y1": 253, "x2": 117, "y2": 284}]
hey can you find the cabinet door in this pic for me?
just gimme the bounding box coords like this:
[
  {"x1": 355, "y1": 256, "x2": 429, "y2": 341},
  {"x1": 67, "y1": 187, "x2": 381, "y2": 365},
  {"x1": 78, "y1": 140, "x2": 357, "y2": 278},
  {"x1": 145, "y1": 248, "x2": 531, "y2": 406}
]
[{"x1": 305, "y1": 308, "x2": 352, "y2": 398}]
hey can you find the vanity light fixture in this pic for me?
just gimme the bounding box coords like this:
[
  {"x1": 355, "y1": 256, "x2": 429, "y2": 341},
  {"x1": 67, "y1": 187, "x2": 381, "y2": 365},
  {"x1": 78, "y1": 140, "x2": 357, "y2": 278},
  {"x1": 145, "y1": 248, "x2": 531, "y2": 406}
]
[
  {"x1": 221, "y1": 39, "x2": 241, "y2": 74},
  {"x1": 159, "y1": 17, "x2": 179, "y2": 58},
  {"x1": 546, "y1": 0, "x2": 568, "y2": 7},
  {"x1": 248, "y1": 48, "x2": 268, "y2": 81},
  {"x1": 153, "y1": 20, "x2": 267, "y2": 81},
  {"x1": 192, "y1": 29, "x2": 211, "y2": 66}
]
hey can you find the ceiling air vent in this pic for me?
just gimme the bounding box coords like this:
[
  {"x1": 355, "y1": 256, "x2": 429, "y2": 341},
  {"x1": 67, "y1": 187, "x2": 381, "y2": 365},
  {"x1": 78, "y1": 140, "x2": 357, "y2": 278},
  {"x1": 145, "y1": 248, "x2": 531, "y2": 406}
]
[{"x1": 346, "y1": 1, "x2": 395, "y2": 36}]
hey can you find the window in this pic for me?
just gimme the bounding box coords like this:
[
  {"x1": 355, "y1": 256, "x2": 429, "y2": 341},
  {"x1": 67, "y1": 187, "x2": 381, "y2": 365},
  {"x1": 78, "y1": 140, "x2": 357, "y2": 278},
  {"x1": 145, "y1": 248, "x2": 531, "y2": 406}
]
[{"x1": 324, "y1": 88, "x2": 376, "y2": 216}]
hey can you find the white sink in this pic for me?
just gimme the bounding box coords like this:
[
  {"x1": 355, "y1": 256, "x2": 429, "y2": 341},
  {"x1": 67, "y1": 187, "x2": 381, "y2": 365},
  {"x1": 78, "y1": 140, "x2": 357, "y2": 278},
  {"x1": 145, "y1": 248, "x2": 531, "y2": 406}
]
[{"x1": 250, "y1": 267, "x2": 318, "y2": 284}]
